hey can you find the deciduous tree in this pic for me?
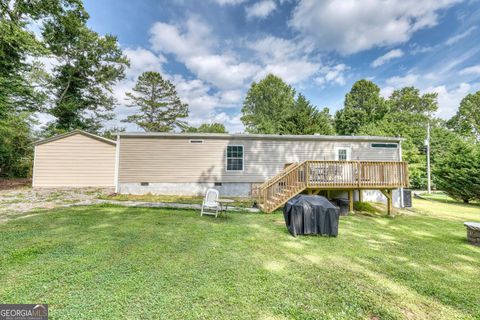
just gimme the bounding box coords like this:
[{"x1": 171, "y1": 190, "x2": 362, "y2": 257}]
[
  {"x1": 241, "y1": 74, "x2": 296, "y2": 134},
  {"x1": 184, "y1": 123, "x2": 227, "y2": 133},
  {"x1": 43, "y1": 8, "x2": 129, "y2": 134},
  {"x1": 241, "y1": 74, "x2": 334, "y2": 135},
  {"x1": 0, "y1": 0, "x2": 82, "y2": 177},
  {"x1": 358, "y1": 87, "x2": 438, "y2": 189},
  {"x1": 447, "y1": 91, "x2": 480, "y2": 141},
  {"x1": 334, "y1": 80, "x2": 387, "y2": 135}
]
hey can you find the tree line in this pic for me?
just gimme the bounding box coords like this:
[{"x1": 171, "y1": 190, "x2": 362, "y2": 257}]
[
  {"x1": 0, "y1": 1, "x2": 223, "y2": 178},
  {"x1": 242, "y1": 75, "x2": 480, "y2": 203},
  {"x1": 1, "y1": 1, "x2": 479, "y2": 202}
]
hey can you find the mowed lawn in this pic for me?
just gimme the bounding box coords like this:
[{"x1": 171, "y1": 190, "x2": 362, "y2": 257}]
[{"x1": 1, "y1": 199, "x2": 479, "y2": 319}]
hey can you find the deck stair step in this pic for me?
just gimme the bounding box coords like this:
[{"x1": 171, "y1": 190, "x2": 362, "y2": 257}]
[{"x1": 256, "y1": 160, "x2": 408, "y2": 213}]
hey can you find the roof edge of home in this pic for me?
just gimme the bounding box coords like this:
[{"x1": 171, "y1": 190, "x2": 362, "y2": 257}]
[
  {"x1": 34, "y1": 129, "x2": 117, "y2": 146},
  {"x1": 116, "y1": 132, "x2": 404, "y2": 142}
]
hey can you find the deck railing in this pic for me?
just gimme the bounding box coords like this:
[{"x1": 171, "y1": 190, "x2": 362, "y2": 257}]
[
  {"x1": 305, "y1": 160, "x2": 409, "y2": 188},
  {"x1": 258, "y1": 160, "x2": 409, "y2": 212}
]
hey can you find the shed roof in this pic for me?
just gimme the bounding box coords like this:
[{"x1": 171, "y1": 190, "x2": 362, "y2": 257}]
[
  {"x1": 117, "y1": 132, "x2": 404, "y2": 142},
  {"x1": 34, "y1": 130, "x2": 117, "y2": 146}
]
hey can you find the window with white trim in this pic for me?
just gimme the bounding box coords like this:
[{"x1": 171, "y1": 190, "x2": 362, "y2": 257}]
[
  {"x1": 335, "y1": 147, "x2": 351, "y2": 160},
  {"x1": 226, "y1": 145, "x2": 243, "y2": 171}
]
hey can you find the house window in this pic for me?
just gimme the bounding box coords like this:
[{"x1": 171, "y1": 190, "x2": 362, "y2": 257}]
[
  {"x1": 226, "y1": 145, "x2": 243, "y2": 171},
  {"x1": 335, "y1": 147, "x2": 351, "y2": 160},
  {"x1": 371, "y1": 143, "x2": 398, "y2": 148}
]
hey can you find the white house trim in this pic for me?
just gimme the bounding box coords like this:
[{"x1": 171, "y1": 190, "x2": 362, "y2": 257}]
[{"x1": 114, "y1": 134, "x2": 120, "y2": 193}]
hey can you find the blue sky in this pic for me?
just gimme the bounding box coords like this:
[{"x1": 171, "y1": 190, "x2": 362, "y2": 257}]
[{"x1": 82, "y1": 0, "x2": 480, "y2": 132}]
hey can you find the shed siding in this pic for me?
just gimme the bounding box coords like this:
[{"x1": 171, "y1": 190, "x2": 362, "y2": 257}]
[
  {"x1": 33, "y1": 133, "x2": 116, "y2": 187},
  {"x1": 118, "y1": 137, "x2": 400, "y2": 184}
]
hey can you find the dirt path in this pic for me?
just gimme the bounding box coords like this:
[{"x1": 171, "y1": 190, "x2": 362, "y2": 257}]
[
  {"x1": 0, "y1": 187, "x2": 113, "y2": 223},
  {"x1": 0, "y1": 187, "x2": 259, "y2": 223}
]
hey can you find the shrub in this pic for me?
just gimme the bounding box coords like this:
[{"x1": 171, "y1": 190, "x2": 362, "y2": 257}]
[{"x1": 433, "y1": 140, "x2": 480, "y2": 203}]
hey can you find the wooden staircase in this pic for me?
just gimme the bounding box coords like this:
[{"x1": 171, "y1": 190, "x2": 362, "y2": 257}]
[
  {"x1": 256, "y1": 160, "x2": 409, "y2": 213},
  {"x1": 256, "y1": 162, "x2": 308, "y2": 213}
]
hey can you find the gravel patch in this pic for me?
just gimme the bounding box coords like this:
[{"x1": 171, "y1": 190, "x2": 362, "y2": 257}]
[{"x1": 0, "y1": 187, "x2": 259, "y2": 223}]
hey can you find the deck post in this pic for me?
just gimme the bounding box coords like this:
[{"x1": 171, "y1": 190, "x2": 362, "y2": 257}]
[
  {"x1": 305, "y1": 161, "x2": 309, "y2": 187},
  {"x1": 348, "y1": 190, "x2": 354, "y2": 212},
  {"x1": 358, "y1": 189, "x2": 363, "y2": 202},
  {"x1": 380, "y1": 189, "x2": 393, "y2": 216}
]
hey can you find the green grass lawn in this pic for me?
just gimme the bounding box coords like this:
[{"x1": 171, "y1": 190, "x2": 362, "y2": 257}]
[
  {"x1": 99, "y1": 193, "x2": 256, "y2": 208},
  {"x1": 1, "y1": 199, "x2": 479, "y2": 319},
  {"x1": 418, "y1": 191, "x2": 480, "y2": 206}
]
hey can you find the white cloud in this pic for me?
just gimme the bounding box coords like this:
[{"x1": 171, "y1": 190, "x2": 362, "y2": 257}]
[
  {"x1": 187, "y1": 54, "x2": 259, "y2": 89},
  {"x1": 190, "y1": 112, "x2": 244, "y2": 133},
  {"x1": 218, "y1": 89, "x2": 244, "y2": 105},
  {"x1": 248, "y1": 36, "x2": 321, "y2": 85},
  {"x1": 248, "y1": 36, "x2": 312, "y2": 63},
  {"x1": 385, "y1": 73, "x2": 419, "y2": 87},
  {"x1": 380, "y1": 73, "x2": 420, "y2": 98},
  {"x1": 149, "y1": 17, "x2": 259, "y2": 89},
  {"x1": 246, "y1": 0, "x2": 277, "y2": 19},
  {"x1": 123, "y1": 48, "x2": 165, "y2": 78},
  {"x1": 255, "y1": 60, "x2": 320, "y2": 84},
  {"x1": 170, "y1": 75, "x2": 245, "y2": 132},
  {"x1": 371, "y1": 49, "x2": 404, "y2": 67},
  {"x1": 459, "y1": 65, "x2": 480, "y2": 76},
  {"x1": 315, "y1": 64, "x2": 348, "y2": 86},
  {"x1": 380, "y1": 86, "x2": 395, "y2": 99},
  {"x1": 212, "y1": 0, "x2": 246, "y2": 5},
  {"x1": 445, "y1": 26, "x2": 477, "y2": 45},
  {"x1": 149, "y1": 17, "x2": 212, "y2": 57},
  {"x1": 422, "y1": 83, "x2": 473, "y2": 119},
  {"x1": 289, "y1": 0, "x2": 461, "y2": 54}
]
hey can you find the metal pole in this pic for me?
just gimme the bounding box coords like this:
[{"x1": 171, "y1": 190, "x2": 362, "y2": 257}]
[{"x1": 426, "y1": 122, "x2": 431, "y2": 194}]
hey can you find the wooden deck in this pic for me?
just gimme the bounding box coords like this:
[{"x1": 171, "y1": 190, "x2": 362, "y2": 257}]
[{"x1": 257, "y1": 161, "x2": 409, "y2": 213}]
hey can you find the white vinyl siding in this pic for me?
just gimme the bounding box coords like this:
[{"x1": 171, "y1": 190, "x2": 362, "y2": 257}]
[
  {"x1": 33, "y1": 133, "x2": 116, "y2": 187},
  {"x1": 118, "y1": 137, "x2": 400, "y2": 184}
]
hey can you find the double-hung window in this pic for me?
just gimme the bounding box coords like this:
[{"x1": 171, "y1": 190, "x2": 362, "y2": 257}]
[
  {"x1": 335, "y1": 147, "x2": 351, "y2": 161},
  {"x1": 226, "y1": 145, "x2": 243, "y2": 171}
]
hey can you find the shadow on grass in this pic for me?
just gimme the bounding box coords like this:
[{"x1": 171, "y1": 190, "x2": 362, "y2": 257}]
[{"x1": 1, "y1": 204, "x2": 479, "y2": 319}]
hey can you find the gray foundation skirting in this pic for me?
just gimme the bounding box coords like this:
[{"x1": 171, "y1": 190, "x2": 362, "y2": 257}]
[
  {"x1": 118, "y1": 182, "x2": 252, "y2": 197},
  {"x1": 118, "y1": 182, "x2": 403, "y2": 208}
]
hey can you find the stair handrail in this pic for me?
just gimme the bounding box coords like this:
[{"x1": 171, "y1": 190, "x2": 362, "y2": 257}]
[
  {"x1": 259, "y1": 161, "x2": 307, "y2": 191},
  {"x1": 257, "y1": 162, "x2": 299, "y2": 190}
]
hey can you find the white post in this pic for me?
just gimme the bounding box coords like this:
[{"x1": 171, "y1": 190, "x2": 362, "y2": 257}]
[
  {"x1": 426, "y1": 122, "x2": 431, "y2": 194},
  {"x1": 398, "y1": 140, "x2": 404, "y2": 208},
  {"x1": 114, "y1": 134, "x2": 120, "y2": 193}
]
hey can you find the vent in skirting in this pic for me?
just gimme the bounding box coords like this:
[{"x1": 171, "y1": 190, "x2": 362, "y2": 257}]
[
  {"x1": 214, "y1": 182, "x2": 222, "y2": 186},
  {"x1": 140, "y1": 182, "x2": 149, "y2": 186}
]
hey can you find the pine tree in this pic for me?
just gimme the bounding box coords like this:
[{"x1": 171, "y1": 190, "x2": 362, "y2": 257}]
[
  {"x1": 285, "y1": 94, "x2": 335, "y2": 135},
  {"x1": 433, "y1": 140, "x2": 480, "y2": 203},
  {"x1": 123, "y1": 72, "x2": 189, "y2": 132}
]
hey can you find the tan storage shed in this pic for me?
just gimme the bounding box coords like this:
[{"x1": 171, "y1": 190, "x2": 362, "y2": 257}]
[{"x1": 33, "y1": 130, "x2": 116, "y2": 187}]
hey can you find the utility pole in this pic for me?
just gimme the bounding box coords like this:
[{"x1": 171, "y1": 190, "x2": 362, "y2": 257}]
[{"x1": 426, "y1": 122, "x2": 431, "y2": 194}]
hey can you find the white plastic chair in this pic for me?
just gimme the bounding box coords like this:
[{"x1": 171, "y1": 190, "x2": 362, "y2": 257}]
[{"x1": 201, "y1": 189, "x2": 220, "y2": 217}]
